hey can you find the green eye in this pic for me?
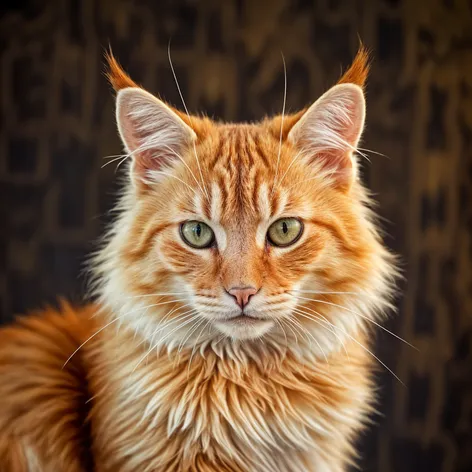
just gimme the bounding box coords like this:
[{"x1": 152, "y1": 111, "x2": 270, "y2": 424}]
[
  {"x1": 180, "y1": 221, "x2": 215, "y2": 249},
  {"x1": 267, "y1": 218, "x2": 303, "y2": 247}
]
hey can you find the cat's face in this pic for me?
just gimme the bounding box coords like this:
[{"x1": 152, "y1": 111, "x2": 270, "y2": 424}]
[{"x1": 99, "y1": 50, "x2": 394, "y2": 352}]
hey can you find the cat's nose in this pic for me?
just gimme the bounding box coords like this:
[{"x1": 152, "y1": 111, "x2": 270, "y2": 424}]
[{"x1": 227, "y1": 286, "x2": 258, "y2": 309}]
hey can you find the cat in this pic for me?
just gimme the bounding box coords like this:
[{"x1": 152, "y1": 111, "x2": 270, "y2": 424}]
[{"x1": 0, "y1": 46, "x2": 398, "y2": 471}]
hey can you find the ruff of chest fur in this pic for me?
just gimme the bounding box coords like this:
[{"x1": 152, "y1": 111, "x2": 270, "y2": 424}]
[{"x1": 88, "y1": 313, "x2": 373, "y2": 472}]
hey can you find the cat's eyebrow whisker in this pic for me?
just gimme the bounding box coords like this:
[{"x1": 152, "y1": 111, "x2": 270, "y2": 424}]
[
  {"x1": 285, "y1": 175, "x2": 320, "y2": 192},
  {"x1": 162, "y1": 144, "x2": 208, "y2": 199},
  {"x1": 167, "y1": 41, "x2": 210, "y2": 203},
  {"x1": 295, "y1": 295, "x2": 418, "y2": 351},
  {"x1": 271, "y1": 51, "x2": 287, "y2": 196},
  {"x1": 145, "y1": 170, "x2": 199, "y2": 197},
  {"x1": 273, "y1": 150, "x2": 304, "y2": 193},
  {"x1": 293, "y1": 309, "x2": 404, "y2": 386}
]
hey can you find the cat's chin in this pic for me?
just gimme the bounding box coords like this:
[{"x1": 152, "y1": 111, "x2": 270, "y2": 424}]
[{"x1": 214, "y1": 317, "x2": 274, "y2": 340}]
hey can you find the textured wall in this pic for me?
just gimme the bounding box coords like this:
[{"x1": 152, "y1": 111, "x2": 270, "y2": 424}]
[{"x1": 1, "y1": 0, "x2": 472, "y2": 470}]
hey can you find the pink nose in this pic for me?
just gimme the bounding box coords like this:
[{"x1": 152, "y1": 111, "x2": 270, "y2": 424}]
[{"x1": 228, "y1": 286, "x2": 258, "y2": 309}]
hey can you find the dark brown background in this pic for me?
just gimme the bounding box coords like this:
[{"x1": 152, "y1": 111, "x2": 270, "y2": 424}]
[{"x1": 1, "y1": 0, "x2": 472, "y2": 470}]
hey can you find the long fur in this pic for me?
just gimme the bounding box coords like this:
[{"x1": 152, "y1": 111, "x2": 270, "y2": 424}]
[{"x1": 0, "y1": 47, "x2": 398, "y2": 471}]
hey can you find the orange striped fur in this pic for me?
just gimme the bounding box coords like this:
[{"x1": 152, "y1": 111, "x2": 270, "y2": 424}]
[{"x1": 0, "y1": 47, "x2": 397, "y2": 471}]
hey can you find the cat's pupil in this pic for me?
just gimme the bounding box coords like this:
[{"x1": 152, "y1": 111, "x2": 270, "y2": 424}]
[
  {"x1": 282, "y1": 222, "x2": 288, "y2": 234},
  {"x1": 195, "y1": 224, "x2": 202, "y2": 238}
]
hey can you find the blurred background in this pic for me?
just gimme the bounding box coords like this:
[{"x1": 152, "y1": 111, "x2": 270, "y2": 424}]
[{"x1": 1, "y1": 0, "x2": 471, "y2": 470}]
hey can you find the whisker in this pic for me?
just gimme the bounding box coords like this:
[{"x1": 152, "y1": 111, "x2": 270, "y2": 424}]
[
  {"x1": 291, "y1": 290, "x2": 361, "y2": 295},
  {"x1": 146, "y1": 170, "x2": 199, "y2": 197},
  {"x1": 125, "y1": 292, "x2": 188, "y2": 299},
  {"x1": 133, "y1": 305, "x2": 195, "y2": 350},
  {"x1": 296, "y1": 295, "x2": 417, "y2": 350},
  {"x1": 101, "y1": 154, "x2": 128, "y2": 168},
  {"x1": 64, "y1": 300, "x2": 175, "y2": 367},
  {"x1": 271, "y1": 52, "x2": 287, "y2": 196},
  {"x1": 144, "y1": 306, "x2": 195, "y2": 345},
  {"x1": 290, "y1": 310, "x2": 329, "y2": 364},
  {"x1": 294, "y1": 309, "x2": 404, "y2": 386},
  {"x1": 62, "y1": 314, "x2": 124, "y2": 368},
  {"x1": 177, "y1": 316, "x2": 206, "y2": 355},
  {"x1": 293, "y1": 306, "x2": 350, "y2": 360},
  {"x1": 274, "y1": 150, "x2": 304, "y2": 191},
  {"x1": 133, "y1": 311, "x2": 199, "y2": 372},
  {"x1": 103, "y1": 153, "x2": 126, "y2": 160},
  {"x1": 281, "y1": 317, "x2": 302, "y2": 347},
  {"x1": 162, "y1": 144, "x2": 208, "y2": 198},
  {"x1": 187, "y1": 319, "x2": 211, "y2": 376},
  {"x1": 358, "y1": 147, "x2": 390, "y2": 159},
  {"x1": 274, "y1": 318, "x2": 289, "y2": 349},
  {"x1": 167, "y1": 41, "x2": 209, "y2": 202},
  {"x1": 156, "y1": 313, "x2": 200, "y2": 349},
  {"x1": 115, "y1": 154, "x2": 130, "y2": 173}
]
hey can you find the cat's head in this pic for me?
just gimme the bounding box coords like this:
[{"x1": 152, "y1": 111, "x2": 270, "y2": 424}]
[{"x1": 95, "y1": 48, "x2": 396, "y2": 356}]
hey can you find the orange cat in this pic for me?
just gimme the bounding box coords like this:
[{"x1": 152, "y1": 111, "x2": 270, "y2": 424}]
[{"x1": 0, "y1": 47, "x2": 397, "y2": 471}]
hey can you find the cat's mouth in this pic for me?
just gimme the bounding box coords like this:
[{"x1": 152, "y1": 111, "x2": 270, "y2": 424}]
[
  {"x1": 214, "y1": 313, "x2": 274, "y2": 339},
  {"x1": 219, "y1": 314, "x2": 266, "y2": 325}
]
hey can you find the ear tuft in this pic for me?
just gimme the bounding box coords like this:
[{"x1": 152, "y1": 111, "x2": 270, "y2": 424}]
[
  {"x1": 337, "y1": 44, "x2": 370, "y2": 88},
  {"x1": 105, "y1": 49, "x2": 139, "y2": 91}
]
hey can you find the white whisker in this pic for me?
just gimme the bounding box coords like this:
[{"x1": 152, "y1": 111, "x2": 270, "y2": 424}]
[
  {"x1": 271, "y1": 52, "x2": 287, "y2": 195},
  {"x1": 162, "y1": 144, "x2": 207, "y2": 197},
  {"x1": 296, "y1": 295, "x2": 417, "y2": 350},
  {"x1": 299, "y1": 310, "x2": 404, "y2": 386},
  {"x1": 187, "y1": 319, "x2": 211, "y2": 376},
  {"x1": 291, "y1": 309, "x2": 329, "y2": 364},
  {"x1": 125, "y1": 292, "x2": 188, "y2": 299},
  {"x1": 133, "y1": 310, "x2": 199, "y2": 372},
  {"x1": 167, "y1": 41, "x2": 209, "y2": 202},
  {"x1": 101, "y1": 154, "x2": 128, "y2": 168},
  {"x1": 62, "y1": 313, "x2": 124, "y2": 368},
  {"x1": 291, "y1": 290, "x2": 361, "y2": 295},
  {"x1": 146, "y1": 169, "x2": 199, "y2": 197},
  {"x1": 293, "y1": 306, "x2": 350, "y2": 360}
]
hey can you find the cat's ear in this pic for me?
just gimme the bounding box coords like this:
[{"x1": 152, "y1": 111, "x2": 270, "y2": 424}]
[
  {"x1": 107, "y1": 51, "x2": 196, "y2": 185},
  {"x1": 115, "y1": 88, "x2": 196, "y2": 182},
  {"x1": 287, "y1": 46, "x2": 369, "y2": 190},
  {"x1": 287, "y1": 83, "x2": 365, "y2": 190}
]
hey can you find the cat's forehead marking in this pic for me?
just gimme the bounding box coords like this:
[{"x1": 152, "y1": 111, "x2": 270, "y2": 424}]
[
  {"x1": 210, "y1": 182, "x2": 222, "y2": 223},
  {"x1": 257, "y1": 183, "x2": 271, "y2": 221},
  {"x1": 193, "y1": 191, "x2": 205, "y2": 217}
]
